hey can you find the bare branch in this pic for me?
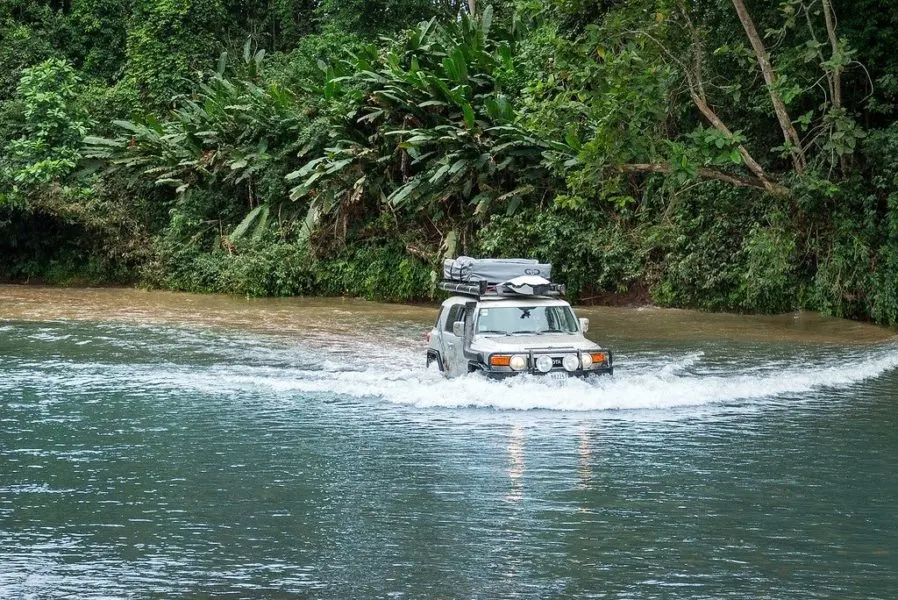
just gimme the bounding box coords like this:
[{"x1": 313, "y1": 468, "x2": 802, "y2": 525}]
[
  {"x1": 802, "y1": 1, "x2": 835, "y2": 109},
  {"x1": 676, "y1": 2, "x2": 707, "y2": 99},
  {"x1": 688, "y1": 88, "x2": 786, "y2": 193},
  {"x1": 406, "y1": 242, "x2": 435, "y2": 262},
  {"x1": 850, "y1": 60, "x2": 875, "y2": 102},
  {"x1": 636, "y1": 23, "x2": 781, "y2": 193},
  {"x1": 618, "y1": 163, "x2": 790, "y2": 195},
  {"x1": 732, "y1": 0, "x2": 807, "y2": 174},
  {"x1": 821, "y1": 0, "x2": 842, "y2": 110}
]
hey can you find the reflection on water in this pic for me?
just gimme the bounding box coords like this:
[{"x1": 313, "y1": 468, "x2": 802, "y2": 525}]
[
  {"x1": 506, "y1": 424, "x2": 525, "y2": 503},
  {"x1": 1, "y1": 285, "x2": 898, "y2": 598},
  {"x1": 577, "y1": 425, "x2": 592, "y2": 492}
]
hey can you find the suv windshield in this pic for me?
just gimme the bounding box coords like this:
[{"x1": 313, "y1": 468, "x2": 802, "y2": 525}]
[{"x1": 475, "y1": 305, "x2": 579, "y2": 335}]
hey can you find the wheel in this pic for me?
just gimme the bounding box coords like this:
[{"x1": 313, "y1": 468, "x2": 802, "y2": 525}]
[{"x1": 426, "y1": 349, "x2": 444, "y2": 372}]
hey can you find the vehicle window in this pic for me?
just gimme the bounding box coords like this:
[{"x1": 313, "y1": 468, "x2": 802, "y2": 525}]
[
  {"x1": 443, "y1": 304, "x2": 465, "y2": 332},
  {"x1": 475, "y1": 305, "x2": 578, "y2": 335}
]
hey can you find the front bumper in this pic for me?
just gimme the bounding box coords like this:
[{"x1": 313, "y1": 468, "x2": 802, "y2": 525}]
[
  {"x1": 481, "y1": 366, "x2": 613, "y2": 379},
  {"x1": 478, "y1": 349, "x2": 613, "y2": 379}
]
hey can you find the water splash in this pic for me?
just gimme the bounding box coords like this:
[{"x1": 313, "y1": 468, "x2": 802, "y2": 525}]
[
  {"x1": 5, "y1": 320, "x2": 898, "y2": 413},
  {"x1": 133, "y1": 342, "x2": 898, "y2": 413}
]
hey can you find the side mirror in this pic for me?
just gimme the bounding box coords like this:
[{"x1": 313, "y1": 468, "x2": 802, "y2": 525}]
[
  {"x1": 452, "y1": 321, "x2": 464, "y2": 337},
  {"x1": 579, "y1": 317, "x2": 589, "y2": 333}
]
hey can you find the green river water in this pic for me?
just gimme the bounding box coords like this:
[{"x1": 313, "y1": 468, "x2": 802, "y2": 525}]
[{"x1": 1, "y1": 285, "x2": 897, "y2": 598}]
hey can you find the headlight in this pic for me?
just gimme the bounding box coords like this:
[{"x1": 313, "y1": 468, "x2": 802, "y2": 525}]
[
  {"x1": 535, "y1": 355, "x2": 553, "y2": 373},
  {"x1": 509, "y1": 355, "x2": 527, "y2": 371},
  {"x1": 562, "y1": 354, "x2": 579, "y2": 372},
  {"x1": 580, "y1": 352, "x2": 593, "y2": 369}
]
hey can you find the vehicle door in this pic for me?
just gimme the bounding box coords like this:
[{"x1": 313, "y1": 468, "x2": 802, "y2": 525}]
[{"x1": 440, "y1": 302, "x2": 467, "y2": 377}]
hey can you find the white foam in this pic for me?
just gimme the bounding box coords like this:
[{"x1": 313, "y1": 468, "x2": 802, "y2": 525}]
[
  {"x1": 158, "y1": 343, "x2": 898, "y2": 413},
  {"x1": 10, "y1": 321, "x2": 896, "y2": 413}
]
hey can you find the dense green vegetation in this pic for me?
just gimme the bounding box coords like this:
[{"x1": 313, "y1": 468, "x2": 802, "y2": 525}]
[{"x1": 2, "y1": 0, "x2": 898, "y2": 322}]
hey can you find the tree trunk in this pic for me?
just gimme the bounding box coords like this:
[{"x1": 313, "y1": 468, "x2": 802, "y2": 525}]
[
  {"x1": 731, "y1": 0, "x2": 806, "y2": 174},
  {"x1": 688, "y1": 88, "x2": 786, "y2": 194},
  {"x1": 821, "y1": 0, "x2": 842, "y2": 111},
  {"x1": 644, "y1": 7, "x2": 789, "y2": 195}
]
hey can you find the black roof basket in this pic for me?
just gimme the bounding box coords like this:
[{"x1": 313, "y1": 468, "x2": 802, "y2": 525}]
[{"x1": 438, "y1": 280, "x2": 566, "y2": 298}]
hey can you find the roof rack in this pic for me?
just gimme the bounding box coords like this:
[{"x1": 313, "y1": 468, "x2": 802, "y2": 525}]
[{"x1": 438, "y1": 280, "x2": 566, "y2": 298}]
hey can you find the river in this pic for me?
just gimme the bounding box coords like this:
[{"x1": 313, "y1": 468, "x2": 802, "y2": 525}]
[{"x1": 1, "y1": 285, "x2": 896, "y2": 598}]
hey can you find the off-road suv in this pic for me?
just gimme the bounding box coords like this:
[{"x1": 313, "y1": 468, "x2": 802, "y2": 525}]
[{"x1": 425, "y1": 258, "x2": 613, "y2": 378}]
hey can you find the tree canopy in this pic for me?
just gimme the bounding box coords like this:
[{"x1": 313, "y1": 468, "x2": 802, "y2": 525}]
[{"x1": 2, "y1": 0, "x2": 898, "y2": 322}]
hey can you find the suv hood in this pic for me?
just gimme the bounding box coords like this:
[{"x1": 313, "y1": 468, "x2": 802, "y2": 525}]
[{"x1": 471, "y1": 333, "x2": 599, "y2": 353}]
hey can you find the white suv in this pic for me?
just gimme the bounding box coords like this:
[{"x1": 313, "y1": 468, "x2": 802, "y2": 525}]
[{"x1": 426, "y1": 292, "x2": 613, "y2": 379}]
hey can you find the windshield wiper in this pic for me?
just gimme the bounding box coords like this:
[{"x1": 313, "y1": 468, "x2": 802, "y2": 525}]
[{"x1": 478, "y1": 329, "x2": 509, "y2": 335}]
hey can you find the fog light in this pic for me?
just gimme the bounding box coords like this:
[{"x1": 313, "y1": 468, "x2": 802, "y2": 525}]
[
  {"x1": 562, "y1": 354, "x2": 579, "y2": 372},
  {"x1": 535, "y1": 355, "x2": 553, "y2": 373},
  {"x1": 509, "y1": 355, "x2": 527, "y2": 371},
  {"x1": 580, "y1": 353, "x2": 593, "y2": 369}
]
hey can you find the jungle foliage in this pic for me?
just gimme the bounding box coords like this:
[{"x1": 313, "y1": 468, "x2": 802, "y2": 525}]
[{"x1": 2, "y1": 0, "x2": 898, "y2": 324}]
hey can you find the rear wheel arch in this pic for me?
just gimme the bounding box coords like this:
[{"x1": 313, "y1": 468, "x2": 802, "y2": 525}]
[{"x1": 426, "y1": 349, "x2": 444, "y2": 371}]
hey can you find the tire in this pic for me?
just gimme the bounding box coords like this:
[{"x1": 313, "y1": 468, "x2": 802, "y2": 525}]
[{"x1": 426, "y1": 349, "x2": 444, "y2": 372}]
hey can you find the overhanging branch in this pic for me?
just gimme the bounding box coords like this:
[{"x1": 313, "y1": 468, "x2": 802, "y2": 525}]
[
  {"x1": 731, "y1": 0, "x2": 807, "y2": 174},
  {"x1": 618, "y1": 163, "x2": 790, "y2": 195},
  {"x1": 639, "y1": 17, "x2": 784, "y2": 195}
]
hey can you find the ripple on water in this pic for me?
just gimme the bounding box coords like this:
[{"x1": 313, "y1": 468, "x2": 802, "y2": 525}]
[{"x1": 1, "y1": 298, "x2": 898, "y2": 599}]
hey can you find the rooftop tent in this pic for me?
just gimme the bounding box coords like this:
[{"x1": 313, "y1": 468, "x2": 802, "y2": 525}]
[{"x1": 442, "y1": 257, "x2": 553, "y2": 284}]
